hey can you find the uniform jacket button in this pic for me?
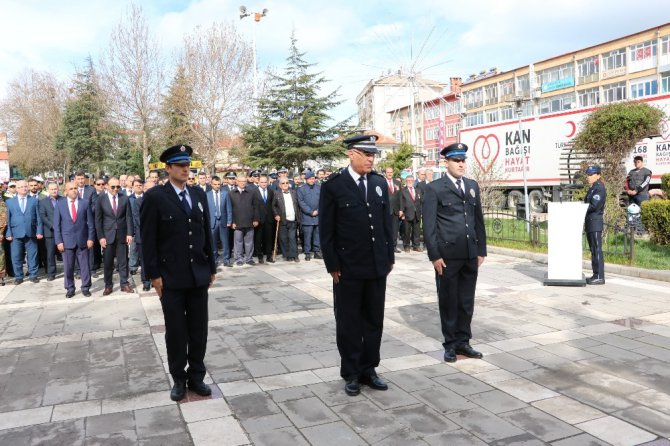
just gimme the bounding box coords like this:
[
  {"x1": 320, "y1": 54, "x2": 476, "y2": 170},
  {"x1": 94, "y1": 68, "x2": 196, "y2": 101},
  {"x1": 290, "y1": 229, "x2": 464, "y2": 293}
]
[{"x1": 372, "y1": 237, "x2": 375, "y2": 242}]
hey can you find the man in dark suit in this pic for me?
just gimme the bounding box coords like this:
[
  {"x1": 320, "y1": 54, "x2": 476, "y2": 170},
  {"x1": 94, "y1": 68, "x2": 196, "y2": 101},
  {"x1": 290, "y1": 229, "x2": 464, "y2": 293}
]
[
  {"x1": 197, "y1": 172, "x2": 211, "y2": 193},
  {"x1": 399, "y1": 174, "x2": 422, "y2": 253},
  {"x1": 95, "y1": 177, "x2": 134, "y2": 295},
  {"x1": 423, "y1": 143, "x2": 487, "y2": 363},
  {"x1": 254, "y1": 174, "x2": 275, "y2": 263},
  {"x1": 74, "y1": 171, "x2": 95, "y2": 201},
  {"x1": 415, "y1": 169, "x2": 428, "y2": 196},
  {"x1": 229, "y1": 174, "x2": 259, "y2": 266},
  {"x1": 584, "y1": 165, "x2": 606, "y2": 285},
  {"x1": 383, "y1": 167, "x2": 402, "y2": 253},
  {"x1": 54, "y1": 181, "x2": 95, "y2": 298},
  {"x1": 89, "y1": 177, "x2": 106, "y2": 274},
  {"x1": 319, "y1": 135, "x2": 394, "y2": 396},
  {"x1": 131, "y1": 181, "x2": 152, "y2": 291},
  {"x1": 272, "y1": 177, "x2": 300, "y2": 262},
  {"x1": 5, "y1": 179, "x2": 44, "y2": 284},
  {"x1": 140, "y1": 144, "x2": 216, "y2": 402},
  {"x1": 38, "y1": 181, "x2": 62, "y2": 281},
  {"x1": 206, "y1": 176, "x2": 233, "y2": 267}
]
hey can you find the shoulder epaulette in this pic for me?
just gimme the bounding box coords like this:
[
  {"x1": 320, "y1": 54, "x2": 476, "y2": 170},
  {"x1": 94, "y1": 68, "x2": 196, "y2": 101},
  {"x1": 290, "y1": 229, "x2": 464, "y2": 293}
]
[
  {"x1": 369, "y1": 169, "x2": 384, "y2": 178},
  {"x1": 326, "y1": 169, "x2": 343, "y2": 181}
]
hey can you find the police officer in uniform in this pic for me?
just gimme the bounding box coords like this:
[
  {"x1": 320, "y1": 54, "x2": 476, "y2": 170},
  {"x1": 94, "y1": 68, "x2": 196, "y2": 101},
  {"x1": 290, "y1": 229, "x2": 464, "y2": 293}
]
[
  {"x1": 319, "y1": 135, "x2": 394, "y2": 396},
  {"x1": 584, "y1": 165, "x2": 606, "y2": 285},
  {"x1": 140, "y1": 144, "x2": 217, "y2": 401},
  {"x1": 423, "y1": 143, "x2": 486, "y2": 363}
]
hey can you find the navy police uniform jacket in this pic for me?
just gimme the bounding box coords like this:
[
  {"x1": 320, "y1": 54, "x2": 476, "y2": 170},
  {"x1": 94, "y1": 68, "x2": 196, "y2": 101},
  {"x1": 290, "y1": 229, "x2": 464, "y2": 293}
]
[
  {"x1": 140, "y1": 183, "x2": 216, "y2": 289},
  {"x1": 319, "y1": 168, "x2": 394, "y2": 280},
  {"x1": 422, "y1": 176, "x2": 487, "y2": 261},
  {"x1": 584, "y1": 179, "x2": 606, "y2": 233}
]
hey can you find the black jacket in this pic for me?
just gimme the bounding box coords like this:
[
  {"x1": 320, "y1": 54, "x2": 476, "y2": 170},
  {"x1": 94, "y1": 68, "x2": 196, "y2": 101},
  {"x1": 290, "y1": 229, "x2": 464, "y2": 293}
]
[
  {"x1": 255, "y1": 187, "x2": 275, "y2": 223},
  {"x1": 584, "y1": 179, "x2": 606, "y2": 233},
  {"x1": 422, "y1": 176, "x2": 487, "y2": 261},
  {"x1": 229, "y1": 188, "x2": 259, "y2": 228},
  {"x1": 140, "y1": 183, "x2": 216, "y2": 289},
  {"x1": 272, "y1": 189, "x2": 300, "y2": 223},
  {"x1": 95, "y1": 192, "x2": 133, "y2": 244},
  {"x1": 319, "y1": 168, "x2": 394, "y2": 280},
  {"x1": 400, "y1": 186, "x2": 422, "y2": 222}
]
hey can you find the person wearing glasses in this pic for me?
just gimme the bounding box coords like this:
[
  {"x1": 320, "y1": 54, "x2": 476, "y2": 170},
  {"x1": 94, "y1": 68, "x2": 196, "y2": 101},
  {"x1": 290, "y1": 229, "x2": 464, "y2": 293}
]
[
  {"x1": 140, "y1": 144, "x2": 216, "y2": 402},
  {"x1": 95, "y1": 177, "x2": 134, "y2": 295},
  {"x1": 5, "y1": 179, "x2": 44, "y2": 284},
  {"x1": 423, "y1": 143, "x2": 487, "y2": 364},
  {"x1": 319, "y1": 134, "x2": 395, "y2": 396}
]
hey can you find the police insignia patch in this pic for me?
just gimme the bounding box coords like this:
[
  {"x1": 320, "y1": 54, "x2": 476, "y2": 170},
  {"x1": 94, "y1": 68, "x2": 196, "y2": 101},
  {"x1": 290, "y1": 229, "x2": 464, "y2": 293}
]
[
  {"x1": 376, "y1": 186, "x2": 382, "y2": 197},
  {"x1": 593, "y1": 194, "x2": 601, "y2": 201},
  {"x1": 469, "y1": 188, "x2": 475, "y2": 198}
]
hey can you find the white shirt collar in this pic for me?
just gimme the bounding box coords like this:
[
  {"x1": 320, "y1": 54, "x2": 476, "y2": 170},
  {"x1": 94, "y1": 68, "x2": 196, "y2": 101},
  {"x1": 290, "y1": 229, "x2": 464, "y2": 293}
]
[
  {"x1": 170, "y1": 181, "x2": 188, "y2": 195},
  {"x1": 445, "y1": 171, "x2": 463, "y2": 187},
  {"x1": 347, "y1": 165, "x2": 366, "y2": 182}
]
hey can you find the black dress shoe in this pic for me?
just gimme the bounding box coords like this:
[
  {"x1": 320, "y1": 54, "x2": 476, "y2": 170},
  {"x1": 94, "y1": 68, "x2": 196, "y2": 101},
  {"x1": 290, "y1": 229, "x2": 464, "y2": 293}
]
[
  {"x1": 47, "y1": 276, "x2": 55, "y2": 282},
  {"x1": 394, "y1": 247, "x2": 402, "y2": 253},
  {"x1": 14, "y1": 279, "x2": 23, "y2": 285},
  {"x1": 246, "y1": 260, "x2": 256, "y2": 265},
  {"x1": 170, "y1": 380, "x2": 186, "y2": 401},
  {"x1": 65, "y1": 290, "x2": 75, "y2": 299},
  {"x1": 187, "y1": 380, "x2": 211, "y2": 396},
  {"x1": 82, "y1": 290, "x2": 92, "y2": 297},
  {"x1": 444, "y1": 349, "x2": 457, "y2": 362},
  {"x1": 344, "y1": 378, "x2": 360, "y2": 396},
  {"x1": 142, "y1": 284, "x2": 151, "y2": 291},
  {"x1": 258, "y1": 257, "x2": 265, "y2": 264},
  {"x1": 455, "y1": 344, "x2": 484, "y2": 359},
  {"x1": 360, "y1": 374, "x2": 388, "y2": 391},
  {"x1": 294, "y1": 257, "x2": 300, "y2": 263},
  {"x1": 305, "y1": 254, "x2": 311, "y2": 261},
  {"x1": 586, "y1": 277, "x2": 605, "y2": 285},
  {"x1": 313, "y1": 252, "x2": 323, "y2": 259},
  {"x1": 224, "y1": 261, "x2": 233, "y2": 268},
  {"x1": 29, "y1": 277, "x2": 39, "y2": 283},
  {"x1": 266, "y1": 256, "x2": 275, "y2": 263}
]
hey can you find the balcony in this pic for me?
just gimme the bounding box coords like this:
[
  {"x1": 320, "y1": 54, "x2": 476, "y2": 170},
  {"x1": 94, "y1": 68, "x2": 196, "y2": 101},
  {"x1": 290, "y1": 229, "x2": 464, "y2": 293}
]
[{"x1": 577, "y1": 73, "x2": 599, "y2": 85}]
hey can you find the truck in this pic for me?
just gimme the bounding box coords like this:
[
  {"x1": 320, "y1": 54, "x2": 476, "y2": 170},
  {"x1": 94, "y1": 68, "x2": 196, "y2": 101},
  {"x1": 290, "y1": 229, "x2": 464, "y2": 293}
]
[{"x1": 458, "y1": 95, "x2": 670, "y2": 213}]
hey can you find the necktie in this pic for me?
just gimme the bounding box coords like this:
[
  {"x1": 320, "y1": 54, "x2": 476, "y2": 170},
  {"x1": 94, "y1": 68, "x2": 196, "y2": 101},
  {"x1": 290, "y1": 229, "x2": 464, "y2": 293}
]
[
  {"x1": 359, "y1": 176, "x2": 367, "y2": 200},
  {"x1": 20, "y1": 197, "x2": 26, "y2": 213},
  {"x1": 112, "y1": 195, "x2": 117, "y2": 215},
  {"x1": 51, "y1": 198, "x2": 56, "y2": 208},
  {"x1": 409, "y1": 187, "x2": 415, "y2": 200},
  {"x1": 179, "y1": 191, "x2": 191, "y2": 215},
  {"x1": 71, "y1": 200, "x2": 77, "y2": 223},
  {"x1": 79, "y1": 188, "x2": 83, "y2": 199},
  {"x1": 388, "y1": 180, "x2": 393, "y2": 195},
  {"x1": 456, "y1": 179, "x2": 464, "y2": 199},
  {"x1": 262, "y1": 189, "x2": 267, "y2": 203},
  {"x1": 215, "y1": 191, "x2": 220, "y2": 217}
]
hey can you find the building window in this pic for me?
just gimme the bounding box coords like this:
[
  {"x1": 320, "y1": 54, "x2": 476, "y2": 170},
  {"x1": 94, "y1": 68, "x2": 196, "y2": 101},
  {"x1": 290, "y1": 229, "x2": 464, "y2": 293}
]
[
  {"x1": 424, "y1": 105, "x2": 440, "y2": 120},
  {"x1": 445, "y1": 100, "x2": 461, "y2": 116},
  {"x1": 484, "y1": 84, "x2": 498, "y2": 105},
  {"x1": 602, "y1": 48, "x2": 626, "y2": 71},
  {"x1": 425, "y1": 126, "x2": 440, "y2": 141},
  {"x1": 446, "y1": 122, "x2": 461, "y2": 137},
  {"x1": 662, "y1": 36, "x2": 670, "y2": 56},
  {"x1": 602, "y1": 81, "x2": 627, "y2": 103},
  {"x1": 629, "y1": 40, "x2": 657, "y2": 73},
  {"x1": 500, "y1": 106, "x2": 514, "y2": 121},
  {"x1": 464, "y1": 88, "x2": 484, "y2": 109},
  {"x1": 577, "y1": 56, "x2": 599, "y2": 84},
  {"x1": 662, "y1": 73, "x2": 670, "y2": 93},
  {"x1": 539, "y1": 63, "x2": 574, "y2": 86},
  {"x1": 465, "y1": 111, "x2": 484, "y2": 127},
  {"x1": 578, "y1": 87, "x2": 600, "y2": 108},
  {"x1": 630, "y1": 77, "x2": 658, "y2": 99},
  {"x1": 539, "y1": 93, "x2": 576, "y2": 115},
  {"x1": 486, "y1": 109, "x2": 499, "y2": 123},
  {"x1": 516, "y1": 74, "x2": 530, "y2": 96},
  {"x1": 500, "y1": 79, "x2": 515, "y2": 100}
]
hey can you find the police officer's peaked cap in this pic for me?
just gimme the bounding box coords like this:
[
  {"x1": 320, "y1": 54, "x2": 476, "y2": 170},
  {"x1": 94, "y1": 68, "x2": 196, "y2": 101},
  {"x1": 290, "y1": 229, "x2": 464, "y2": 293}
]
[
  {"x1": 277, "y1": 167, "x2": 289, "y2": 173},
  {"x1": 441, "y1": 143, "x2": 468, "y2": 159},
  {"x1": 250, "y1": 170, "x2": 260, "y2": 177},
  {"x1": 225, "y1": 172, "x2": 237, "y2": 179},
  {"x1": 160, "y1": 144, "x2": 193, "y2": 164},
  {"x1": 344, "y1": 135, "x2": 379, "y2": 154},
  {"x1": 585, "y1": 165, "x2": 601, "y2": 175},
  {"x1": 269, "y1": 173, "x2": 278, "y2": 179}
]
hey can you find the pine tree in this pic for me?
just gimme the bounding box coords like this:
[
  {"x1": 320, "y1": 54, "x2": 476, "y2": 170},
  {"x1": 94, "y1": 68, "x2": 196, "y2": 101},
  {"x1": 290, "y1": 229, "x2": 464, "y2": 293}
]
[
  {"x1": 243, "y1": 33, "x2": 349, "y2": 169},
  {"x1": 159, "y1": 65, "x2": 195, "y2": 150},
  {"x1": 56, "y1": 58, "x2": 116, "y2": 175}
]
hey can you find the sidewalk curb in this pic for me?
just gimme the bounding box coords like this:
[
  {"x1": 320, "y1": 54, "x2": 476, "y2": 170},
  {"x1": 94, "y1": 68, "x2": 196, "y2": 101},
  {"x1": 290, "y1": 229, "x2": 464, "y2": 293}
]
[{"x1": 488, "y1": 246, "x2": 670, "y2": 283}]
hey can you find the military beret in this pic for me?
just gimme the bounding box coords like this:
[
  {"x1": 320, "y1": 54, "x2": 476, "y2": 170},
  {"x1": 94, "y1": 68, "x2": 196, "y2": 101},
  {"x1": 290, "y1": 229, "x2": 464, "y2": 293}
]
[
  {"x1": 343, "y1": 134, "x2": 379, "y2": 154},
  {"x1": 441, "y1": 143, "x2": 468, "y2": 159},
  {"x1": 585, "y1": 165, "x2": 601, "y2": 175},
  {"x1": 160, "y1": 144, "x2": 193, "y2": 164}
]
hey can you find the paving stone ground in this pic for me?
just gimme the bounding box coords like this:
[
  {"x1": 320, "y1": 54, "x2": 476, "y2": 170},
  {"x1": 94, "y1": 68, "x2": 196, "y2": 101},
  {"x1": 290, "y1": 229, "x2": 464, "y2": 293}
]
[{"x1": 1, "y1": 251, "x2": 670, "y2": 445}]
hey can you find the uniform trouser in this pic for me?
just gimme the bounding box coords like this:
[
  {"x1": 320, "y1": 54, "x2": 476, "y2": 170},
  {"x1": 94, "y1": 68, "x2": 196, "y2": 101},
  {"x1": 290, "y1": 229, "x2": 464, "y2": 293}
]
[
  {"x1": 233, "y1": 228, "x2": 254, "y2": 263},
  {"x1": 402, "y1": 218, "x2": 421, "y2": 248},
  {"x1": 10, "y1": 237, "x2": 38, "y2": 280},
  {"x1": 161, "y1": 286, "x2": 208, "y2": 382},
  {"x1": 129, "y1": 240, "x2": 139, "y2": 272},
  {"x1": 44, "y1": 237, "x2": 57, "y2": 278},
  {"x1": 302, "y1": 224, "x2": 320, "y2": 254},
  {"x1": 211, "y1": 220, "x2": 230, "y2": 263},
  {"x1": 254, "y1": 219, "x2": 275, "y2": 258},
  {"x1": 586, "y1": 231, "x2": 604, "y2": 279},
  {"x1": 63, "y1": 247, "x2": 91, "y2": 292},
  {"x1": 435, "y1": 258, "x2": 479, "y2": 349},
  {"x1": 103, "y1": 239, "x2": 129, "y2": 288},
  {"x1": 278, "y1": 221, "x2": 298, "y2": 258},
  {"x1": 334, "y1": 276, "x2": 386, "y2": 380}
]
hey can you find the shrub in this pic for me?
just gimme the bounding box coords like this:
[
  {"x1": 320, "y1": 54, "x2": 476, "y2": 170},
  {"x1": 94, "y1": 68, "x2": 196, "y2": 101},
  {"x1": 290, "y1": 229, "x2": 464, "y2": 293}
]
[
  {"x1": 640, "y1": 199, "x2": 670, "y2": 245},
  {"x1": 662, "y1": 173, "x2": 670, "y2": 197}
]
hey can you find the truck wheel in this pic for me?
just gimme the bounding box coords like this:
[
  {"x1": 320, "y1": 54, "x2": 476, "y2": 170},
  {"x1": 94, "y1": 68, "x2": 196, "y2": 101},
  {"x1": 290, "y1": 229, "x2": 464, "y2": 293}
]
[
  {"x1": 529, "y1": 190, "x2": 544, "y2": 213},
  {"x1": 507, "y1": 190, "x2": 523, "y2": 209}
]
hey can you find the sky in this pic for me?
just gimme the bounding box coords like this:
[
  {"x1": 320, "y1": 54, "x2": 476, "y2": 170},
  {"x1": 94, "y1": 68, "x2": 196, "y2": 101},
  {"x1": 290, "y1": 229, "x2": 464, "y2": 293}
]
[{"x1": 1, "y1": 0, "x2": 669, "y2": 127}]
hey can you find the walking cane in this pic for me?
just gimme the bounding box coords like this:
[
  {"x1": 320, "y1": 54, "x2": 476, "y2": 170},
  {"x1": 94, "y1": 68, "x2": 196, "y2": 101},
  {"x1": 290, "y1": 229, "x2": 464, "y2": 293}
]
[{"x1": 272, "y1": 219, "x2": 280, "y2": 262}]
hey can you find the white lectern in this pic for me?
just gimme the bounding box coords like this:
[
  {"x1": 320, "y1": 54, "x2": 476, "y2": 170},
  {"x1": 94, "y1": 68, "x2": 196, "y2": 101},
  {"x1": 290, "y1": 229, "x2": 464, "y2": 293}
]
[{"x1": 544, "y1": 202, "x2": 588, "y2": 286}]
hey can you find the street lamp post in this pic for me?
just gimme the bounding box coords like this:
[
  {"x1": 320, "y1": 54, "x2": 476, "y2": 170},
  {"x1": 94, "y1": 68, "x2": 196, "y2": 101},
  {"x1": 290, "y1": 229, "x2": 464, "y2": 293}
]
[
  {"x1": 239, "y1": 6, "x2": 268, "y2": 108},
  {"x1": 514, "y1": 97, "x2": 531, "y2": 232}
]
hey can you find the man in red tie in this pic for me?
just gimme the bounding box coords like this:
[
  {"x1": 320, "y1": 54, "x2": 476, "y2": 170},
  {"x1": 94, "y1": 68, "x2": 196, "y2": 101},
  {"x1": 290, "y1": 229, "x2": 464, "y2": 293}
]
[
  {"x1": 400, "y1": 175, "x2": 423, "y2": 253},
  {"x1": 95, "y1": 177, "x2": 134, "y2": 295},
  {"x1": 384, "y1": 167, "x2": 402, "y2": 253}
]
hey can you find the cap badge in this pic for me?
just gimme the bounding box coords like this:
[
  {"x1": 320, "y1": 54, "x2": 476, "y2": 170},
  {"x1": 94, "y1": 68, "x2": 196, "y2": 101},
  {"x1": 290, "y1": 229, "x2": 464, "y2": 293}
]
[
  {"x1": 180, "y1": 145, "x2": 186, "y2": 152},
  {"x1": 376, "y1": 186, "x2": 382, "y2": 197},
  {"x1": 370, "y1": 135, "x2": 377, "y2": 143},
  {"x1": 458, "y1": 144, "x2": 463, "y2": 149}
]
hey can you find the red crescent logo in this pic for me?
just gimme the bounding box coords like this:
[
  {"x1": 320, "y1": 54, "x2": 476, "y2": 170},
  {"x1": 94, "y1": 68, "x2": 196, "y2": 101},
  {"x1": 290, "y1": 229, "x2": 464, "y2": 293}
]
[
  {"x1": 565, "y1": 121, "x2": 576, "y2": 138},
  {"x1": 661, "y1": 119, "x2": 670, "y2": 141},
  {"x1": 473, "y1": 134, "x2": 500, "y2": 174}
]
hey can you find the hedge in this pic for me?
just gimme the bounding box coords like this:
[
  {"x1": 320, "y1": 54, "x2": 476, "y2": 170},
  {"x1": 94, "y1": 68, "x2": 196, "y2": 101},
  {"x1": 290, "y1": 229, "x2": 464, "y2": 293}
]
[
  {"x1": 641, "y1": 199, "x2": 670, "y2": 245},
  {"x1": 662, "y1": 173, "x2": 670, "y2": 197}
]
